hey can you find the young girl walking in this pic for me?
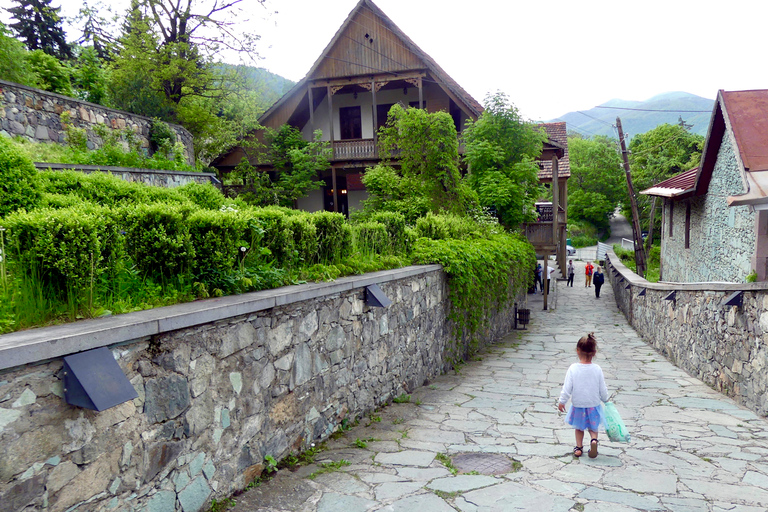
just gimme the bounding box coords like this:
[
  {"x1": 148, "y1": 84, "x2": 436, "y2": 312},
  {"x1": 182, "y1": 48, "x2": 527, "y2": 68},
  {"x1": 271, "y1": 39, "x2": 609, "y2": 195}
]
[{"x1": 558, "y1": 333, "x2": 609, "y2": 458}]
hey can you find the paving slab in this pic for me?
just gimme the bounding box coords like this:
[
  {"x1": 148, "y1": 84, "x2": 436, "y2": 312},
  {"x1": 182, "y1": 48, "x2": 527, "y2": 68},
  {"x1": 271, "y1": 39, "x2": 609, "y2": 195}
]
[{"x1": 229, "y1": 266, "x2": 768, "y2": 511}]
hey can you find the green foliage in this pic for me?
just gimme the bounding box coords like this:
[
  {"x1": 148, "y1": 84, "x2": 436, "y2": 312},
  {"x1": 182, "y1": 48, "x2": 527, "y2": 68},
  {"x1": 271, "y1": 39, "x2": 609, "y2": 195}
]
[
  {"x1": 177, "y1": 182, "x2": 226, "y2": 210},
  {"x1": 412, "y1": 232, "x2": 535, "y2": 347},
  {"x1": 352, "y1": 222, "x2": 389, "y2": 256},
  {"x1": 311, "y1": 211, "x2": 352, "y2": 264},
  {"x1": 26, "y1": 49, "x2": 72, "y2": 95},
  {"x1": 463, "y1": 91, "x2": 546, "y2": 228},
  {"x1": 149, "y1": 118, "x2": 177, "y2": 155},
  {"x1": 0, "y1": 22, "x2": 37, "y2": 86},
  {"x1": 415, "y1": 213, "x2": 492, "y2": 241},
  {"x1": 357, "y1": 164, "x2": 431, "y2": 224},
  {"x1": 7, "y1": 0, "x2": 72, "y2": 59},
  {"x1": 71, "y1": 46, "x2": 109, "y2": 104},
  {"x1": 627, "y1": 123, "x2": 704, "y2": 230},
  {"x1": 567, "y1": 135, "x2": 624, "y2": 234},
  {"x1": 747, "y1": 270, "x2": 758, "y2": 283},
  {"x1": 308, "y1": 460, "x2": 350, "y2": 479},
  {"x1": 187, "y1": 209, "x2": 248, "y2": 275},
  {"x1": 0, "y1": 136, "x2": 41, "y2": 217},
  {"x1": 369, "y1": 212, "x2": 408, "y2": 255},
  {"x1": 392, "y1": 394, "x2": 411, "y2": 403},
  {"x1": 377, "y1": 105, "x2": 474, "y2": 215},
  {"x1": 122, "y1": 203, "x2": 194, "y2": 281}
]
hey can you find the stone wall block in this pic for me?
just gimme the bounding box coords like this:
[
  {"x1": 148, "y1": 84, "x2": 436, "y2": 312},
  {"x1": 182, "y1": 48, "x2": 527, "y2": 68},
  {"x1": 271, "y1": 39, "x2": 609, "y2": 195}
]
[
  {"x1": 144, "y1": 440, "x2": 184, "y2": 483},
  {"x1": 144, "y1": 374, "x2": 191, "y2": 424},
  {"x1": 267, "y1": 321, "x2": 293, "y2": 356}
]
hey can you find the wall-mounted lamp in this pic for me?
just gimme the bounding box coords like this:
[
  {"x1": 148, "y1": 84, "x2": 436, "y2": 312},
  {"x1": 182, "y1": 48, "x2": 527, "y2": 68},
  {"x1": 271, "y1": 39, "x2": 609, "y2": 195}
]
[
  {"x1": 721, "y1": 290, "x2": 744, "y2": 308},
  {"x1": 366, "y1": 284, "x2": 392, "y2": 308},
  {"x1": 663, "y1": 291, "x2": 676, "y2": 303},
  {"x1": 638, "y1": 288, "x2": 646, "y2": 297},
  {"x1": 619, "y1": 277, "x2": 625, "y2": 283},
  {"x1": 625, "y1": 284, "x2": 631, "y2": 290},
  {"x1": 63, "y1": 347, "x2": 138, "y2": 411}
]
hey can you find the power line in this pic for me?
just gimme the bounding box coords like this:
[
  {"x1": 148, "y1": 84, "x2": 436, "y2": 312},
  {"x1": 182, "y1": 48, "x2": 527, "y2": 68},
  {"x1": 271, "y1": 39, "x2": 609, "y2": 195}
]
[
  {"x1": 595, "y1": 106, "x2": 712, "y2": 113},
  {"x1": 576, "y1": 110, "x2": 614, "y2": 127}
]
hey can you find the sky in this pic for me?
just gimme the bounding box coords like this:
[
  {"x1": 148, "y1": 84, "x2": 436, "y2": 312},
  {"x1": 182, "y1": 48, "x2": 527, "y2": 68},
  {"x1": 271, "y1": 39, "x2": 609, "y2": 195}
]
[{"x1": 3, "y1": 0, "x2": 768, "y2": 122}]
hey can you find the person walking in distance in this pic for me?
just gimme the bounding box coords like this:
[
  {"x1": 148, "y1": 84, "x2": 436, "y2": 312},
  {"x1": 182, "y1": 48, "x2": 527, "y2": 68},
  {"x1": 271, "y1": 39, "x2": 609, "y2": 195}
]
[
  {"x1": 567, "y1": 260, "x2": 575, "y2": 287},
  {"x1": 585, "y1": 261, "x2": 594, "y2": 287},
  {"x1": 593, "y1": 266, "x2": 605, "y2": 298},
  {"x1": 558, "y1": 333, "x2": 609, "y2": 458}
]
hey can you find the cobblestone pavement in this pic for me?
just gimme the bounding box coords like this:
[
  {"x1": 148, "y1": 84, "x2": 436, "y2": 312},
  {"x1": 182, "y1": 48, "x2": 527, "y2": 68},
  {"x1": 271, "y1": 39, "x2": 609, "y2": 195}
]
[{"x1": 231, "y1": 266, "x2": 768, "y2": 511}]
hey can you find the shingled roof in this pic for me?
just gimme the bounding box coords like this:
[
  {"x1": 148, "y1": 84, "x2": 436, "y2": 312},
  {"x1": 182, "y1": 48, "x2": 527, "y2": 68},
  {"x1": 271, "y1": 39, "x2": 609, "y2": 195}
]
[
  {"x1": 537, "y1": 122, "x2": 570, "y2": 180},
  {"x1": 640, "y1": 167, "x2": 698, "y2": 198}
]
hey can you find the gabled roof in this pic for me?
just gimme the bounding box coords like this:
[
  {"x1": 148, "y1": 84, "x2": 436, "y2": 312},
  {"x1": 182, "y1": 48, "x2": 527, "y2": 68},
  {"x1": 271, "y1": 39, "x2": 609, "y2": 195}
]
[
  {"x1": 537, "y1": 122, "x2": 570, "y2": 180},
  {"x1": 640, "y1": 167, "x2": 698, "y2": 198},
  {"x1": 642, "y1": 89, "x2": 768, "y2": 205},
  {"x1": 258, "y1": 0, "x2": 482, "y2": 125}
]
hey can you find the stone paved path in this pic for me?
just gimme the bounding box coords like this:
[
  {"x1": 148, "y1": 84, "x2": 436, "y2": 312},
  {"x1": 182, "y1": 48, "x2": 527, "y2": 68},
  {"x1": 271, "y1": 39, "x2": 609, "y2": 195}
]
[{"x1": 231, "y1": 264, "x2": 768, "y2": 512}]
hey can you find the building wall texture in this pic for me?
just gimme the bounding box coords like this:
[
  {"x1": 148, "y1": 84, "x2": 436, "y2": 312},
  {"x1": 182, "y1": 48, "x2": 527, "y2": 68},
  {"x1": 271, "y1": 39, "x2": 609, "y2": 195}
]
[
  {"x1": 0, "y1": 79, "x2": 194, "y2": 165},
  {"x1": 661, "y1": 131, "x2": 755, "y2": 282},
  {"x1": 0, "y1": 266, "x2": 520, "y2": 512},
  {"x1": 607, "y1": 251, "x2": 768, "y2": 419}
]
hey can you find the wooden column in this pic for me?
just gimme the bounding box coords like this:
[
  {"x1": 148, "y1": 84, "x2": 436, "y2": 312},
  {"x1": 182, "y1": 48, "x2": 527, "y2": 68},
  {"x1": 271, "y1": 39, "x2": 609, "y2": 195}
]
[
  {"x1": 551, "y1": 156, "x2": 560, "y2": 270},
  {"x1": 418, "y1": 77, "x2": 423, "y2": 109},
  {"x1": 371, "y1": 79, "x2": 377, "y2": 147},
  {"x1": 327, "y1": 85, "x2": 337, "y2": 212},
  {"x1": 308, "y1": 86, "x2": 314, "y2": 133}
]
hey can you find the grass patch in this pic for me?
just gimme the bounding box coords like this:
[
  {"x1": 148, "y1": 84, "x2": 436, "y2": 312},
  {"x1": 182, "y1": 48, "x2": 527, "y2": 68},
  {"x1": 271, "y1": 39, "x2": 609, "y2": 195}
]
[
  {"x1": 436, "y1": 453, "x2": 458, "y2": 476},
  {"x1": 393, "y1": 394, "x2": 411, "y2": 403},
  {"x1": 308, "y1": 459, "x2": 351, "y2": 479}
]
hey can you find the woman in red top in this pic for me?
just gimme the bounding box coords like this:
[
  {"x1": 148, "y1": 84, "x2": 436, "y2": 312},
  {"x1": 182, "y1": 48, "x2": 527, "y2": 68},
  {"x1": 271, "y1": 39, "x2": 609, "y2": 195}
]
[{"x1": 585, "y1": 262, "x2": 594, "y2": 287}]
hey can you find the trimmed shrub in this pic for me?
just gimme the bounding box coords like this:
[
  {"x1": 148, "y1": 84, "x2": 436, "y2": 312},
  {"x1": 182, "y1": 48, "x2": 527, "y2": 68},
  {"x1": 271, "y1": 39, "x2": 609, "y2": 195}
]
[
  {"x1": 370, "y1": 211, "x2": 407, "y2": 254},
  {"x1": 0, "y1": 136, "x2": 40, "y2": 217},
  {"x1": 310, "y1": 211, "x2": 352, "y2": 263},
  {"x1": 177, "y1": 182, "x2": 226, "y2": 210},
  {"x1": 245, "y1": 208, "x2": 294, "y2": 266},
  {"x1": 122, "y1": 204, "x2": 194, "y2": 280},
  {"x1": 3, "y1": 205, "x2": 115, "y2": 293},
  {"x1": 188, "y1": 209, "x2": 249, "y2": 275},
  {"x1": 286, "y1": 215, "x2": 318, "y2": 265},
  {"x1": 353, "y1": 222, "x2": 389, "y2": 255}
]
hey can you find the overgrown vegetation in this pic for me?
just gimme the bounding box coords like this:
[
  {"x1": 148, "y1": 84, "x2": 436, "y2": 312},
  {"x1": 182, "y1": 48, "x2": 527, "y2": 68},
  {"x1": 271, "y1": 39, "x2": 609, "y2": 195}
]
[{"x1": 613, "y1": 243, "x2": 660, "y2": 282}]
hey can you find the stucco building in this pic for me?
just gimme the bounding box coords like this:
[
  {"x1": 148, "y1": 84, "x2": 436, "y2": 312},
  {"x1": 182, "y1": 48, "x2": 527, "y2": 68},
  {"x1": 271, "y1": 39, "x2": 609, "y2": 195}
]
[{"x1": 641, "y1": 89, "x2": 768, "y2": 283}]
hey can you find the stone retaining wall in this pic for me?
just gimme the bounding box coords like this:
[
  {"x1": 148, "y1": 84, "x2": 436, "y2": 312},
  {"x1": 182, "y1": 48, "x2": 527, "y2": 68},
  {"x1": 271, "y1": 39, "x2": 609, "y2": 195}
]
[
  {"x1": 0, "y1": 79, "x2": 194, "y2": 165},
  {"x1": 606, "y1": 250, "x2": 768, "y2": 416},
  {"x1": 35, "y1": 163, "x2": 220, "y2": 189},
  {"x1": 0, "y1": 265, "x2": 520, "y2": 512}
]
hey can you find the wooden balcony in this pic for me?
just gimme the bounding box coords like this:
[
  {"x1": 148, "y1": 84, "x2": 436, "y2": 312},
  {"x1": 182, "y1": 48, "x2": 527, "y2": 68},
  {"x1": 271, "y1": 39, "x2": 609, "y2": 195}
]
[
  {"x1": 523, "y1": 221, "x2": 567, "y2": 254},
  {"x1": 333, "y1": 139, "x2": 378, "y2": 161}
]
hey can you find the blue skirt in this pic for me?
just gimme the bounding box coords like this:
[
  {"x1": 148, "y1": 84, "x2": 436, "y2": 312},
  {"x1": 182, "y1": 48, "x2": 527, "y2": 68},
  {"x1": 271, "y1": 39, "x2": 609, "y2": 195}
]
[{"x1": 565, "y1": 404, "x2": 606, "y2": 431}]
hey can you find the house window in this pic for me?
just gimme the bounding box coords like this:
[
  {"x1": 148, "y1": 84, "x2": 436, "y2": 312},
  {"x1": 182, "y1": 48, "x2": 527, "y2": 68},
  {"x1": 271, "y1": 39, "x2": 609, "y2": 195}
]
[
  {"x1": 376, "y1": 103, "x2": 394, "y2": 131},
  {"x1": 669, "y1": 202, "x2": 674, "y2": 237},
  {"x1": 339, "y1": 106, "x2": 362, "y2": 140},
  {"x1": 685, "y1": 202, "x2": 691, "y2": 249}
]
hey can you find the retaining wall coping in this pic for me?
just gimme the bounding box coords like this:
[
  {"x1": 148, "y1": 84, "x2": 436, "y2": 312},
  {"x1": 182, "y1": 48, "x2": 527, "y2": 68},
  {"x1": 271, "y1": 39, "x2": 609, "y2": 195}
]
[
  {"x1": 0, "y1": 264, "x2": 442, "y2": 371},
  {"x1": 35, "y1": 162, "x2": 217, "y2": 181},
  {"x1": 606, "y1": 250, "x2": 768, "y2": 292}
]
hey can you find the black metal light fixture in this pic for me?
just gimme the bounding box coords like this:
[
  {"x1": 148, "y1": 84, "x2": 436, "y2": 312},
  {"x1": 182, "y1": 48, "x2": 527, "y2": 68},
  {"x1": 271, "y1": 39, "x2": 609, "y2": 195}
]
[
  {"x1": 365, "y1": 284, "x2": 392, "y2": 308},
  {"x1": 638, "y1": 288, "x2": 646, "y2": 297},
  {"x1": 663, "y1": 291, "x2": 676, "y2": 303},
  {"x1": 63, "y1": 347, "x2": 138, "y2": 411},
  {"x1": 625, "y1": 284, "x2": 631, "y2": 290},
  {"x1": 722, "y1": 290, "x2": 744, "y2": 308}
]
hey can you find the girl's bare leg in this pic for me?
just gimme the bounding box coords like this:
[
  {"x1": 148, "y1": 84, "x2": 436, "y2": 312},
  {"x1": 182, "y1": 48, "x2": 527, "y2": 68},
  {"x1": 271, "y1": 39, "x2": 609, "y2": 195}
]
[{"x1": 575, "y1": 429, "x2": 584, "y2": 447}]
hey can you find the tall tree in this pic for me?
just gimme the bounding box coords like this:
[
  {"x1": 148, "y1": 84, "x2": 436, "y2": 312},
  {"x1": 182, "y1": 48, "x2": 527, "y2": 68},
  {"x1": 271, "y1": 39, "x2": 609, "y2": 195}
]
[
  {"x1": 74, "y1": 2, "x2": 117, "y2": 60},
  {"x1": 6, "y1": 0, "x2": 72, "y2": 59},
  {"x1": 0, "y1": 22, "x2": 37, "y2": 86},
  {"x1": 567, "y1": 134, "x2": 624, "y2": 233},
  {"x1": 627, "y1": 123, "x2": 704, "y2": 229},
  {"x1": 462, "y1": 92, "x2": 546, "y2": 228}
]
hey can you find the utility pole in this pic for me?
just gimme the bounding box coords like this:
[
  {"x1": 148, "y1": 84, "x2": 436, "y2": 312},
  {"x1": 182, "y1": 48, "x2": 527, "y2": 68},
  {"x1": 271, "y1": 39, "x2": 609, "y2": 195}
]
[{"x1": 616, "y1": 117, "x2": 646, "y2": 278}]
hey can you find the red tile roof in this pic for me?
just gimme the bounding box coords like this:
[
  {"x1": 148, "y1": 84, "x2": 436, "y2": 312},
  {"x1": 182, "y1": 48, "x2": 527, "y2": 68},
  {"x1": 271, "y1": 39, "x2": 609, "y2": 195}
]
[{"x1": 537, "y1": 122, "x2": 570, "y2": 179}]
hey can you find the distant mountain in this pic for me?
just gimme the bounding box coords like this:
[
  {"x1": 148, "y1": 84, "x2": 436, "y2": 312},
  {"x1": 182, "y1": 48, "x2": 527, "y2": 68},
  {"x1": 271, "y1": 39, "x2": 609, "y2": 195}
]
[{"x1": 552, "y1": 92, "x2": 714, "y2": 140}]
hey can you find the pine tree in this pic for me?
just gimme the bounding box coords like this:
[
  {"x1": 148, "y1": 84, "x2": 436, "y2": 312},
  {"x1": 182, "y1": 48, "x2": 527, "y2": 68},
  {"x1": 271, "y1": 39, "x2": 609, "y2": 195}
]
[{"x1": 6, "y1": 0, "x2": 73, "y2": 60}]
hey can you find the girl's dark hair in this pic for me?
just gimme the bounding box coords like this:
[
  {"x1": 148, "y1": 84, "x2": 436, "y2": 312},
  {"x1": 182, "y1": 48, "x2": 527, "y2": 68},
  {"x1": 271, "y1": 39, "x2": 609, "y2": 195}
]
[{"x1": 577, "y1": 332, "x2": 598, "y2": 357}]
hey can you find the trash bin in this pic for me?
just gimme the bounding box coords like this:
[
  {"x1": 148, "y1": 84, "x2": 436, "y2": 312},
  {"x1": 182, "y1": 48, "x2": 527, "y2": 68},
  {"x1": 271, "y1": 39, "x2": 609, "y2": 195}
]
[{"x1": 517, "y1": 308, "x2": 530, "y2": 329}]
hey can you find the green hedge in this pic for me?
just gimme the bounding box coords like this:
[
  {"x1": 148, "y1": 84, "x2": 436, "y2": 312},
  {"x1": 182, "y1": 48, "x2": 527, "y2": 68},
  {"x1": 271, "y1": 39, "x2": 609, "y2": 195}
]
[
  {"x1": 188, "y1": 209, "x2": 249, "y2": 275},
  {"x1": 2, "y1": 205, "x2": 117, "y2": 293},
  {"x1": 0, "y1": 136, "x2": 40, "y2": 217},
  {"x1": 311, "y1": 211, "x2": 352, "y2": 263},
  {"x1": 352, "y1": 222, "x2": 389, "y2": 255},
  {"x1": 415, "y1": 213, "x2": 486, "y2": 241},
  {"x1": 370, "y1": 211, "x2": 408, "y2": 254}
]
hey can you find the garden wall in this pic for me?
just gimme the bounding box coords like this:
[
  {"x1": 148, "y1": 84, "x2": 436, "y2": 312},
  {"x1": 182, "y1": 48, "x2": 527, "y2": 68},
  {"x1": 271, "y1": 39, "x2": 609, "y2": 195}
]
[
  {"x1": 606, "y1": 250, "x2": 768, "y2": 416},
  {"x1": 0, "y1": 79, "x2": 194, "y2": 165},
  {"x1": 35, "y1": 163, "x2": 220, "y2": 189},
  {"x1": 0, "y1": 265, "x2": 520, "y2": 512}
]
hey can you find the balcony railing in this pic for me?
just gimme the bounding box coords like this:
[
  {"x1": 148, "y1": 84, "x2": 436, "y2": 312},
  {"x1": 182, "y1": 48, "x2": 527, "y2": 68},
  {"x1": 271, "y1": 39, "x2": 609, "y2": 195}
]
[{"x1": 333, "y1": 139, "x2": 378, "y2": 160}]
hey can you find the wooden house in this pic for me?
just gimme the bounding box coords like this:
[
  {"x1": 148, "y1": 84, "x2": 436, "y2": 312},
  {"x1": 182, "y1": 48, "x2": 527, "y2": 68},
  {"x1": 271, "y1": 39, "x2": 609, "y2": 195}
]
[
  {"x1": 211, "y1": 0, "x2": 483, "y2": 215},
  {"x1": 641, "y1": 89, "x2": 768, "y2": 282}
]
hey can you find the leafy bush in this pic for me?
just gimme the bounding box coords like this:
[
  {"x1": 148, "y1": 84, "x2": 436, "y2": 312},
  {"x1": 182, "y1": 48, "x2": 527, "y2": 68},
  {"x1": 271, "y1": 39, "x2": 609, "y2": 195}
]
[
  {"x1": 3, "y1": 205, "x2": 116, "y2": 294},
  {"x1": 0, "y1": 136, "x2": 40, "y2": 217},
  {"x1": 246, "y1": 208, "x2": 293, "y2": 266},
  {"x1": 286, "y1": 215, "x2": 318, "y2": 265},
  {"x1": 353, "y1": 222, "x2": 389, "y2": 255},
  {"x1": 188, "y1": 209, "x2": 249, "y2": 275},
  {"x1": 370, "y1": 212, "x2": 408, "y2": 254},
  {"x1": 415, "y1": 213, "x2": 486, "y2": 241},
  {"x1": 122, "y1": 204, "x2": 195, "y2": 280},
  {"x1": 570, "y1": 235, "x2": 598, "y2": 248},
  {"x1": 412, "y1": 233, "x2": 535, "y2": 347},
  {"x1": 177, "y1": 182, "x2": 226, "y2": 210},
  {"x1": 310, "y1": 211, "x2": 352, "y2": 263}
]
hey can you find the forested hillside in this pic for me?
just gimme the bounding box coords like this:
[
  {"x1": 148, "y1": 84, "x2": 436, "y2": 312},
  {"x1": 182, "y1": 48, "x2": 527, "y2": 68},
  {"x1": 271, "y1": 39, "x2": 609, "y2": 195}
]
[
  {"x1": 1, "y1": 0, "x2": 294, "y2": 165},
  {"x1": 555, "y1": 92, "x2": 714, "y2": 139}
]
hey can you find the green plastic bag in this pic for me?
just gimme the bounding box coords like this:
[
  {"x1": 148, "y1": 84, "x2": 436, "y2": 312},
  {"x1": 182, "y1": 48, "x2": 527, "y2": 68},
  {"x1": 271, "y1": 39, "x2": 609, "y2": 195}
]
[{"x1": 604, "y1": 402, "x2": 630, "y2": 442}]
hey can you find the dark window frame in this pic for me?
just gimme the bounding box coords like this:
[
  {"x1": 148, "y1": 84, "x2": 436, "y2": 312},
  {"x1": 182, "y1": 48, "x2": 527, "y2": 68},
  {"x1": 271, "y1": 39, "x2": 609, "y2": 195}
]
[{"x1": 339, "y1": 106, "x2": 362, "y2": 140}]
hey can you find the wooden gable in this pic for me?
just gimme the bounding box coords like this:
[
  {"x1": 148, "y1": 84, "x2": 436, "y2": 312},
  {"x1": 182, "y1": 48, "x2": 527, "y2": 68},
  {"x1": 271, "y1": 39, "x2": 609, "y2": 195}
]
[{"x1": 309, "y1": 4, "x2": 427, "y2": 80}]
